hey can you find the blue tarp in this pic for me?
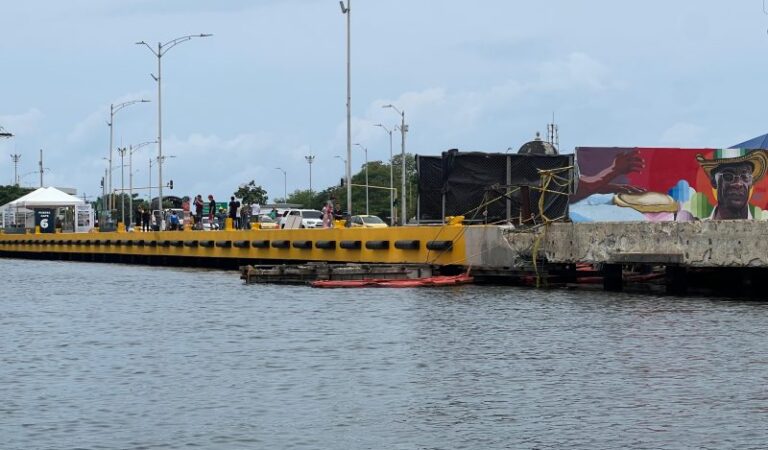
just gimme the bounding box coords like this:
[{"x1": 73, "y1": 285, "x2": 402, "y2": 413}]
[{"x1": 730, "y1": 133, "x2": 768, "y2": 149}]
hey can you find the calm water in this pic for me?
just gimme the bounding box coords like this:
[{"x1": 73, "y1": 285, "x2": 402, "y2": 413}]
[{"x1": 1, "y1": 259, "x2": 767, "y2": 449}]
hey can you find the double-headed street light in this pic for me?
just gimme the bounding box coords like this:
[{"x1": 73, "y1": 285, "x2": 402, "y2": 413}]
[
  {"x1": 305, "y1": 150, "x2": 315, "y2": 199},
  {"x1": 383, "y1": 104, "x2": 408, "y2": 225},
  {"x1": 375, "y1": 123, "x2": 395, "y2": 225},
  {"x1": 354, "y1": 143, "x2": 369, "y2": 215},
  {"x1": 275, "y1": 167, "x2": 287, "y2": 202},
  {"x1": 136, "y1": 33, "x2": 212, "y2": 228},
  {"x1": 108, "y1": 99, "x2": 149, "y2": 211}
]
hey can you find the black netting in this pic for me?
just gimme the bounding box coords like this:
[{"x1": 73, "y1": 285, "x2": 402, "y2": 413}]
[
  {"x1": 416, "y1": 155, "x2": 443, "y2": 221},
  {"x1": 417, "y1": 150, "x2": 574, "y2": 223}
]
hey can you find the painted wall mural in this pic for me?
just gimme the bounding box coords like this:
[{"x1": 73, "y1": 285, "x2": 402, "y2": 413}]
[{"x1": 570, "y1": 147, "x2": 768, "y2": 222}]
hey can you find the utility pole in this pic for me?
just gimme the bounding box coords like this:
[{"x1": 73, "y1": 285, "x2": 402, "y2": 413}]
[
  {"x1": 39, "y1": 149, "x2": 44, "y2": 187},
  {"x1": 10, "y1": 154, "x2": 21, "y2": 186},
  {"x1": 340, "y1": 0, "x2": 352, "y2": 216}
]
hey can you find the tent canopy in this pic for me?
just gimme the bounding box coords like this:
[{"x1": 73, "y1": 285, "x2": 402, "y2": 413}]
[
  {"x1": 730, "y1": 133, "x2": 768, "y2": 149},
  {"x1": 6, "y1": 186, "x2": 85, "y2": 209}
]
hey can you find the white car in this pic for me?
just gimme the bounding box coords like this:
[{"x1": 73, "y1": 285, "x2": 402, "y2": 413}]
[
  {"x1": 201, "y1": 216, "x2": 219, "y2": 230},
  {"x1": 279, "y1": 209, "x2": 324, "y2": 229}
]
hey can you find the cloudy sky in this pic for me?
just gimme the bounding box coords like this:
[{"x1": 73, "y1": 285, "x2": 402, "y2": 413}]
[{"x1": 1, "y1": 1, "x2": 768, "y2": 202}]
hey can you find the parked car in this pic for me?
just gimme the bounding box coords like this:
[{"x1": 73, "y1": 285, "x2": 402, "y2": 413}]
[
  {"x1": 349, "y1": 215, "x2": 388, "y2": 228},
  {"x1": 201, "y1": 216, "x2": 219, "y2": 231},
  {"x1": 279, "y1": 209, "x2": 324, "y2": 229},
  {"x1": 254, "y1": 215, "x2": 279, "y2": 229}
]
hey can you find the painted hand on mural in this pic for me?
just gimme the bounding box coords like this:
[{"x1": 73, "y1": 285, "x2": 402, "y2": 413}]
[{"x1": 572, "y1": 150, "x2": 646, "y2": 202}]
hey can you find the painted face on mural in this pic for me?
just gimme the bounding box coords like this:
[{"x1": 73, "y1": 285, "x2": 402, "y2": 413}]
[{"x1": 712, "y1": 162, "x2": 753, "y2": 213}]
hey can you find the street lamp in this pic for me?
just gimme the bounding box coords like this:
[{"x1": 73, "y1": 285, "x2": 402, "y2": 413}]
[
  {"x1": 354, "y1": 143, "x2": 369, "y2": 215},
  {"x1": 275, "y1": 167, "x2": 287, "y2": 202},
  {"x1": 128, "y1": 140, "x2": 157, "y2": 227},
  {"x1": 136, "y1": 33, "x2": 212, "y2": 230},
  {"x1": 339, "y1": 0, "x2": 352, "y2": 217},
  {"x1": 118, "y1": 146, "x2": 127, "y2": 225},
  {"x1": 108, "y1": 99, "x2": 150, "y2": 211},
  {"x1": 375, "y1": 123, "x2": 395, "y2": 225},
  {"x1": 383, "y1": 104, "x2": 408, "y2": 225},
  {"x1": 304, "y1": 150, "x2": 315, "y2": 200}
]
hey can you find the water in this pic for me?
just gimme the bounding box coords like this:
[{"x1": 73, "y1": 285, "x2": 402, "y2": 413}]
[{"x1": 1, "y1": 259, "x2": 767, "y2": 449}]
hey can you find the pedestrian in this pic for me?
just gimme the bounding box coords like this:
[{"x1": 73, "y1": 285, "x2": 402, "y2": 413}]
[
  {"x1": 208, "y1": 194, "x2": 216, "y2": 225},
  {"x1": 141, "y1": 208, "x2": 151, "y2": 232},
  {"x1": 193, "y1": 194, "x2": 204, "y2": 229},
  {"x1": 168, "y1": 210, "x2": 181, "y2": 231},
  {"x1": 240, "y1": 202, "x2": 251, "y2": 230},
  {"x1": 217, "y1": 207, "x2": 226, "y2": 230},
  {"x1": 322, "y1": 196, "x2": 335, "y2": 228},
  {"x1": 228, "y1": 196, "x2": 241, "y2": 229}
]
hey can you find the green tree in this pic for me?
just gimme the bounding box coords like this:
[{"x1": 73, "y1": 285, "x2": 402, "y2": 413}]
[
  {"x1": 234, "y1": 181, "x2": 268, "y2": 205},
  {"x1": 285, "y1": 189, "x2": 326, "y2": 210},
  {"x1": 0, "y1": 185, "x2": 34, "y2": 206}
]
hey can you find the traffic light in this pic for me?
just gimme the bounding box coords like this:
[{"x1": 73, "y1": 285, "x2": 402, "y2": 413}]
[
  {"x1": 100, "y1": 177, "x2": 104, "y2": 187},
  {"x1": 168, "y1": 179, "x2": 174, "y2": 189},
  {"x1": 340, "y1": 177, "x2": 345, "y2": 187}
]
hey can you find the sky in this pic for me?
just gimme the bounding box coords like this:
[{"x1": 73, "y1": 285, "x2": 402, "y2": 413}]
[{"x1": 2, "y1": 0, "x2": 768, "y2": 203}]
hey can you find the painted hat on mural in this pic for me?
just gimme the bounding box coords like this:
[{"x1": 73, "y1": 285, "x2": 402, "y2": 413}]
[{"x1": 695, "y1": 148, "x2": 768, "y2": 182}]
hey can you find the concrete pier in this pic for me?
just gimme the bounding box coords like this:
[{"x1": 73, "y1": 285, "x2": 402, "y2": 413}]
[{"x1": 2, "y1": 221, "x2": 766, "y2": 294}]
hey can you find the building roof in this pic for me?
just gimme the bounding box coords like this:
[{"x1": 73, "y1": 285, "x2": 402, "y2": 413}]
[{"x1": 518, "y1": 132, "x2": 559, "y2": 156}]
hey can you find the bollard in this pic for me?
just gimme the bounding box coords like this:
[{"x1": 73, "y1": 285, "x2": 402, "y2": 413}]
[
  {"x1": 35, "y1": 225, "x2": 41, "y2": 235},
  {"x1": 117, "y1": 222, "x2": 125, "y2": 233},
  {"x1": 225, "y1": 217, "x2": 233, "y2": 230}
]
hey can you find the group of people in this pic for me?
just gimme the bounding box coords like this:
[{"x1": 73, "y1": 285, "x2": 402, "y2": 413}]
[
  {"x1": 225, "y1": 196, "x2": 264, "y2": 230},
  {"x1": 133, "y1": 193, "x2": 309, "y2": 231}
]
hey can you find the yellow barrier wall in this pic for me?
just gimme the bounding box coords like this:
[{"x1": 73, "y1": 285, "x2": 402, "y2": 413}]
[{"x1": 0, "y1": 226, "x2": 470, "y2": 266}]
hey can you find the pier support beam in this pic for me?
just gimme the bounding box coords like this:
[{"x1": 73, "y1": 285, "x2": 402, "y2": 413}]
[
  {"x1": 665, "y1": 265, "x2": 688, "y2": 296},
  {"x1": 602, "y1": 263, "x2": 623, "y2": 292}
]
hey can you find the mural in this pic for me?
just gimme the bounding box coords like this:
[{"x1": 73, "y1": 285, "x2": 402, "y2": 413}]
[{"x1": 570, "y1": 147, "x2": 768, "y2": 222}]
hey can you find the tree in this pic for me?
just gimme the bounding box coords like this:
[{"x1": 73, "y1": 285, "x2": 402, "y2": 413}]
[
  {"x1": 234, "y1": 181, "x2": 268, "y2": 205},
  {"x1": 0, "y1": 185, "x2": 33, "y2": 207},
  {"x1": 285, "y1": 189, "x2": 325, "y2": 210}
]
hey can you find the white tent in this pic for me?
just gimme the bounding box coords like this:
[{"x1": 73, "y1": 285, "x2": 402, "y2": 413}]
[
  {"x1": 2, "y1": 187, "x2": 92, "y2": 232},
  {"x1": 7, "y1": 186, "x2": 85, "y2": 208}
]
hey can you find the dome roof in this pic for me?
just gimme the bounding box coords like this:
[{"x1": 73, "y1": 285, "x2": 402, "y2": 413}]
[{"x1": 518, "y1": 132, "x2": 558, "y2": 156}]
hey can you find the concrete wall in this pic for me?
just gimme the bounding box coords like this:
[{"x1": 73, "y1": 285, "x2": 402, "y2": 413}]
[{"x1": 495, "y1": 221, "x2": 768, "y2": 268}]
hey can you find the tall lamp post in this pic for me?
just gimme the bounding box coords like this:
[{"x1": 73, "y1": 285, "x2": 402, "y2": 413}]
[
  {"x1": 275, "y1": 167, "x2": 287, "y2": 202},
  {"x1": 375, "y1": 123, "x2": 394, "y2": 225},
  {"x1": 339, "y1": 0, "x2": 352, "y2": 216},
  {"x1": 128, "y1": 140, "x2": 157, "y2": 227},
  {"x1": 304, "y1": 150, "x2": 315, "y2": 201},
  {"x1": 136, "y1": 33, "x2": 212, "y2": 229},
  {"x1": 108, "y1": 99, "x2": 149, "y2": 211},
  {"x1": 117, "y1": 147, "x2": 127, "y2": 224},
  {"x1": 383, "y1": 104, "x2": 407, "y2": 225},
  {"x1": 354, "y1": 143, "x2": 369, "y2": 215}
]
